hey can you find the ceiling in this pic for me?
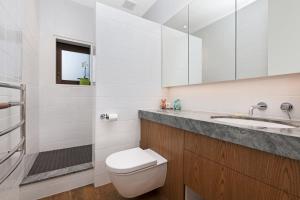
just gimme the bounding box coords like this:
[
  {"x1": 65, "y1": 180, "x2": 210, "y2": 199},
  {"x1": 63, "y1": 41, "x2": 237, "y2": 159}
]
[{"x1": 70, "y1": 0, "x2": 158, "y2": 16}]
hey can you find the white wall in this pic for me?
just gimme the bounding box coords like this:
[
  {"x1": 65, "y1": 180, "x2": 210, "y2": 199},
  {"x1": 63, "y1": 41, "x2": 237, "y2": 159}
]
[
  {"x1": 38, "y1": 0, "x2": 95, "y2": 151},
  {"x1": 22, "y1": 0, "x2": 40, "y2": 156},
  {"x1": 0, "y1": 0, "x2": 39, "y2": 199},
  {"x1": 168, "y1": 74, "x2": 300, "y2": 120},
  {"x1": 94, "y1": 3, "x2": 165, "y2": 186}
]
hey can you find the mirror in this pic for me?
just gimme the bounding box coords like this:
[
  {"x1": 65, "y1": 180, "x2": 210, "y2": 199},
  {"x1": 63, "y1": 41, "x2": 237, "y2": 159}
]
[
  {"x1": 162, "y1": 0, "x2": 300, "y2": 87},
  {"x1": 189, "y1": 0, "x2": 236, "y2": 84},
  {"x1": 162, "y1": 0, "x2": 236, "y2": 87},
  {"x1": 162, "y1": 7, "x2": 189, "y2": 87},
  {"x1": 237, "y1": 0, "x2": 300, "y2": 79},
  {"x1": 236, "y1": 0, "x2": 268, "y2": 79}
]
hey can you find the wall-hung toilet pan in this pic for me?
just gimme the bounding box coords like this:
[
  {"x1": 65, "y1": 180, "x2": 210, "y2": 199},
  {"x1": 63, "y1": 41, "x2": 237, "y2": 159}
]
[{"x1": 105, "y1": 147, "x2": 167, "y2": 198}]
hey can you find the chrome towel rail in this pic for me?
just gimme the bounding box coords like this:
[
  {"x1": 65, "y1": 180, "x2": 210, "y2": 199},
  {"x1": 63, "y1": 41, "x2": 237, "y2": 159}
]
[
  {"x1": 0, "y1": 120, "x2": 25, "y2": 137},
  {"x1": 0, "y1": 150, "x2": 25, "y2": 184},
  {"x1": 0, "y1": 137, "x2": 25, "y2": 164},
  {"x1": 0, "y1": 82, "x2": 23, "y2": 90},
  {"x1": 0, "y1": 82, "x2": 26, "y2": 185}
]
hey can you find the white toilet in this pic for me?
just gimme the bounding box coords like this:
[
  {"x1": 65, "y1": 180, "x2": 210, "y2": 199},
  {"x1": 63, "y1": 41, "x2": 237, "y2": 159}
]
[{"x1": 105, "y1": 147, "x2": 167, "y2": 198}]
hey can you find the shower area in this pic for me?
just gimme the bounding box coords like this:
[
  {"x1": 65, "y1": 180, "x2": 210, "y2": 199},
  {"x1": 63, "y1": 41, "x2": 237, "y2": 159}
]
[
  {"x1": 21, "y1": 145, "x2": 93, "y2": 185},
  {"x1": 0, "y1": 0, "x2": 95, "y2": 189},
  {"x1": 0, "y1": 81, "x2": 93, "y2": 187},
  {"x1": 0, "y1": 83, "x2": 93, "y2": 187},
  {"x1": 19, "y1": 0, "x2": 96, "y2": 186}
]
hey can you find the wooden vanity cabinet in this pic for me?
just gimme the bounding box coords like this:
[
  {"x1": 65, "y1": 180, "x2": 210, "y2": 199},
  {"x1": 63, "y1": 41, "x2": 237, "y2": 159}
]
[
  {"x1": 184, "y1": 150, "x2": 299, "y2": 200},
  {"x1": 184, "y1": 132, "x2": 300, "y2": 199},
  {"x1": 140, "y1": 119, "x2": 185, "y2": 200},
  {"x1": 140, "y1": 119, "x2": 300, "y2": 200}
]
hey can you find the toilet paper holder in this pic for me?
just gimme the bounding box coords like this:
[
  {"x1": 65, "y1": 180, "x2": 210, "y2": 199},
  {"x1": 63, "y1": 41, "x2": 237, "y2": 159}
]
[
  {"x1": 100, "y1": 113, "x2": 118, "y2": 121},
  {"x1": 100, "y1": 114, "x2": 109, "y2": 120}
]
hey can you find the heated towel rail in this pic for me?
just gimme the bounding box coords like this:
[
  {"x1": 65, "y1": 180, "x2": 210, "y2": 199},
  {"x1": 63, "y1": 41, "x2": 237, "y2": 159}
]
[{"x1": 0, "y1": 82, "x2": 26, "y2": 184}]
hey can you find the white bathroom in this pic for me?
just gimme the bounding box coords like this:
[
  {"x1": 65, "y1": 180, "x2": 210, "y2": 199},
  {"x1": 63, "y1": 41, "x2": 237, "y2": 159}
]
[{"x1": 0, "y1": 0, "x2": 300, "y2": 199}]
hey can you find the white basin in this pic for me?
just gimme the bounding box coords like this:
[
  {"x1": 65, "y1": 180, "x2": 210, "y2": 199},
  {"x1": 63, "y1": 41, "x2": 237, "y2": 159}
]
[{"x1": 213, "y1": 117, "x2": 296, "y2": 129}]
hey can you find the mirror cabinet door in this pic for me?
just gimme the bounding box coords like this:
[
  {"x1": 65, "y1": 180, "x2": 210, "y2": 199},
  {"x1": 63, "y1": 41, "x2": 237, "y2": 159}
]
[
  {"x1": 267, "y1": 0, "x2": 300, "y2": 76},
  {"x1": 236, "y1": 0, "x2": 268, "y2": 79},
  {"x1": 236, "y1": 0, "x2": 300, "y2": 79},
  {"x1": 162, "y1": 6, "x2": 189, "y2": 87},
  {"x1": 189, "y1": 0, "x2": 236, "y2": 84},
  {"x1": 162, "y1": 0, "x2": 300, "y2": 87}
]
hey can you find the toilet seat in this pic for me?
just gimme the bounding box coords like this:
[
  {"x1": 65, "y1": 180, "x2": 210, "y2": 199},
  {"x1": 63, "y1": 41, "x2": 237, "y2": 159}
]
[
  {"x1": 105, "y1": 148, "x2": 159, "y2": 174},
  {"x1": 105, "y1": 147, "x2": 168, "y2": 198}
]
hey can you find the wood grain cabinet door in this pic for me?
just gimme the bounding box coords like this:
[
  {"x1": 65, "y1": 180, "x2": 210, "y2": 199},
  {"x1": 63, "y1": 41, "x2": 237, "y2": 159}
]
[
  {"x1": 140, "y1": 120, "x2": 300, "y2": 200},
  {"x1": 184, "y1": 150, "x2": 299, "y2": 200},
  {"x1": 141, "y1": 119, "x2": 185, "y2": 200},
  {"x1": 185, "y1": 132, "x2": 300, "y2": 198}
]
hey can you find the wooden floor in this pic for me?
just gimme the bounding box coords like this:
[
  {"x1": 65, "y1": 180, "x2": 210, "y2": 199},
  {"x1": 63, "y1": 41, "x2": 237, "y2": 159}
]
[{"x1": 40, "y1": 184, "x2": 165, "y2": 200}]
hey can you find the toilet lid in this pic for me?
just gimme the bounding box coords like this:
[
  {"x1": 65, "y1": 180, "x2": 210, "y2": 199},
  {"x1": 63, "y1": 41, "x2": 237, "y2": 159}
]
[{"x1": 105, "y1": 148, "x2": 157, "y2": 174}]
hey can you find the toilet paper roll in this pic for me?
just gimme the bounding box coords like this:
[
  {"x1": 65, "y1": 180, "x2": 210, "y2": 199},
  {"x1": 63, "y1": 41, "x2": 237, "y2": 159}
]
[{"x1": 107, "y1": 114, "x2": 118, "y2": 121}]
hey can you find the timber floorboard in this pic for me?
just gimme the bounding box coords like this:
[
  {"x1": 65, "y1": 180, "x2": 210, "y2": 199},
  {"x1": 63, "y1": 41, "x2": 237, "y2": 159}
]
[{"x1": 40, "y1": 184, "x2": 165, "y2": 200}]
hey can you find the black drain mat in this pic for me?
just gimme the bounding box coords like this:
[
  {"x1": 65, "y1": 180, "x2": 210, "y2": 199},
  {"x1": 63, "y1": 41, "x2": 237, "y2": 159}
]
[{"x1": 28, "y1": 145, "x2": 92, "y2": 176}]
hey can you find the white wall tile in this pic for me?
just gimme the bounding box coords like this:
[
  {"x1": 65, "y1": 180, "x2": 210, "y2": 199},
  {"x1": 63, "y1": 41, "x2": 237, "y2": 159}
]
[
  {"x1": 94, "y1": 3, "x2": 166, "y2": 186},
  {"x1": 38, "y1": 0, "x2": 95, "y2": 151},
  {"x1": 0, "y1": 0, "x2": 39, "y2": 198}
]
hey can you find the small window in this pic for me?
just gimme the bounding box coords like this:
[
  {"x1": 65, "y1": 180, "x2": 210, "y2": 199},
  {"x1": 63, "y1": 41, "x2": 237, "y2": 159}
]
[{"x1": 56, "y1": 40, "x2": 91, "y2": 85}]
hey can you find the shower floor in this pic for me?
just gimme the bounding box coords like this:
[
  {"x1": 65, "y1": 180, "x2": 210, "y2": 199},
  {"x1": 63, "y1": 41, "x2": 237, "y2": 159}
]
[{"x1": 21, "y1": 145, "x2": 93, "y2": 186}]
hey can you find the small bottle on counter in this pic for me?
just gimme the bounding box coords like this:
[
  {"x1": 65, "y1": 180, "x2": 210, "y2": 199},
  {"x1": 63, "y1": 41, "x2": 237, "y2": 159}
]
[
  {"x1": 160, "y1": 98, "x2": 167, "y2": 109},
  {"x1": 173, "y1": 99, "x2": 182, "y2": 111}
]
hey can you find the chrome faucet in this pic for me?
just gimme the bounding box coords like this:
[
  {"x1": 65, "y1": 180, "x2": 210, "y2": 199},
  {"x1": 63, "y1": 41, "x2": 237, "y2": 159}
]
[
  {"x1": 280, "y1": 102, "x2": 293, "y2": 120},
  {"x1": 249, "y1": 102, "x2": 267, "y2": 117}
]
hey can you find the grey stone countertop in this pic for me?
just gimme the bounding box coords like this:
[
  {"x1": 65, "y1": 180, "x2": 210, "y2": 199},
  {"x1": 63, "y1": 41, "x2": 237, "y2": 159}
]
[{"x1": 138, "y1": 109, "x2": 300, "y2": 161}]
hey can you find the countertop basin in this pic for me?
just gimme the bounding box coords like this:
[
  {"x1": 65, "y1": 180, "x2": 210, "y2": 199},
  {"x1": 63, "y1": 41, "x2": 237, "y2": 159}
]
[{"x1": 211, "y1": 116, "x2": 297, "y2": 129}]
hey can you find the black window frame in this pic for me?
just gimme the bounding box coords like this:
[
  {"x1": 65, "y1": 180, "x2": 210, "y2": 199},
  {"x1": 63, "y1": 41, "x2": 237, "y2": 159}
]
[{"x1": 56, "y1": 40, "x2": 91, "y2": 85}]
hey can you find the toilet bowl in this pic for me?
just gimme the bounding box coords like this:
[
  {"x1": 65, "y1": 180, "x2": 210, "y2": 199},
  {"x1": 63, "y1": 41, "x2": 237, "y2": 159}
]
[{"x1": 105, "y1": 147, "x2": 167, "y2": 198}]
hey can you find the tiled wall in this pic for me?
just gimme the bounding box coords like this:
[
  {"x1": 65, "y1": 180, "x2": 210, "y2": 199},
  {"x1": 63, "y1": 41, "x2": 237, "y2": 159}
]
[
  {"x1": 0, "y1": 0, "x2": 39, "y2": 199},
  {"x1": 1, "y1": 0, "x2": 94, "y2": 197},
  {"x1": 0, "y1": 0, "x2": 22, "y2": 82},
  {"x1": 38, "y1": 0, "x2": 95, "y2": 152},
  {"x1": 22, "y1": 0, "x2": 40, "y2": 155},
  {"x1": 94, "y1": 3, "x2": 166, "y2": 186},
  {"x1": 168, "y1": 74, "x2": 300, "y2": 120}
]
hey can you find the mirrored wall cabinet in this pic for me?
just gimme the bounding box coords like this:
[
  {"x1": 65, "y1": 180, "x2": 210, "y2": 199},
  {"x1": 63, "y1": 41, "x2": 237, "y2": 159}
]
[{"x1": 162, "y1": 0, "x2": 300, "y2": 87}]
